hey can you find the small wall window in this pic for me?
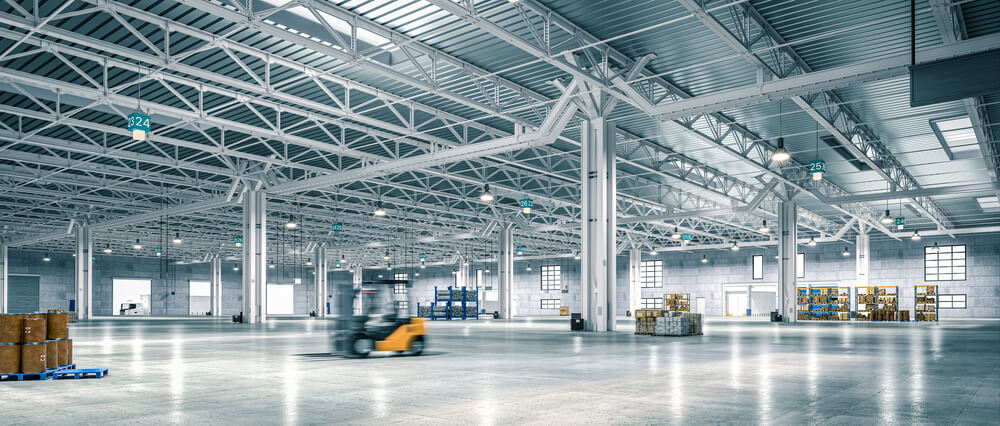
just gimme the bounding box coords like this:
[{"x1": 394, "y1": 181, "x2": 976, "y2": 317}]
[
  {"x1": 641, "y1": 298, "x2": 663, "y2": 309},
  {"x1": 394, "y1": 300, "x2": 408, "y2": 310},
  {"x1": 796, "y1": 253, "x2": 805, "y2": 278},
  {"x1": 540, "y1": 299, "x2": 560, "y2": 309},
  {"x1": 925, "y1": 244, "x2": 966, "y2": 281},
  {"x1": 541, "y1": 265, "x2": 561, "y2": 291},
  {"x1": 752, "y1": 255, "x2": 764, "y2": 280},
  {"x1": 394, "y1": 273, "x2": 408, "y2": 294},
  {"x1": 939, "y1": 294, "x2": 966, "y2": 309},
  {"x1": 640, "y1": 260, "x2": 663, "y2": 288}
]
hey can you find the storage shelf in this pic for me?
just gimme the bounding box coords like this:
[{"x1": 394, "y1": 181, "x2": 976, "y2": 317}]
[{"x1": 797, "y1": 286, "x2": 850, "y2": 321}]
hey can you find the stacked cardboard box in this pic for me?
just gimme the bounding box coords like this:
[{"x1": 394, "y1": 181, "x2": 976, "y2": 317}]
[{"x1": 654, "y1": 316, "x2": 690, "y2": 336}]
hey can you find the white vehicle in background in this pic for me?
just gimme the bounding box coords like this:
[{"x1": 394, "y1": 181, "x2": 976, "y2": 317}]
[{"x1": 119, "y1": 301, "x2": 146, "y2": 316}]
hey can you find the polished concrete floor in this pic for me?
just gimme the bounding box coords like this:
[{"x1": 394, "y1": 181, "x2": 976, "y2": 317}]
[{"x1": 2, "y1": 317, "x2": 998, "y2": 425}]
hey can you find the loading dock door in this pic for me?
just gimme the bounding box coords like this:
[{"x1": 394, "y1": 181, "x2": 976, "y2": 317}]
[{"x1": 8, "y1": 275, "x2": 39, "y2": 313}]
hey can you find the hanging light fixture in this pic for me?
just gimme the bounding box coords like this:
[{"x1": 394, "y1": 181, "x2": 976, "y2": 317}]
[
  {"x1": 525, "y1": 263, "x2": 532, "y2": 272},
  {"x1": 133, "y1": 239, "x2": 143, "y2": 250},
  {"x1": 387, "y1": 263, "x2": 393, "y2": 270},
  {"x1": 479, "y1": 184, "x2": 494, "y2": 203},
  {"x1": 649, "y1": 247, "x2": 657, "y2": 255},
  {"x1": 573, "y1": 252, "x2": 581, "y2": 260},
  {"x1": 305, "y1": 259, "x2": 313, "y2": 266},
  {"x1": 172, "y1": 233, "x2": 182, "y2": 244},
  {"x1": 233, "y1": 265, "x2": 240, "y2": 271},
  {"x1": 842, "y1": 247, "x2": 851, "y2": 257},
  {"x1": 671, "y1": 228, "x2": 681, "y2": 240},
  {"x1": 383, "y1": 250, "x2": 391, "y2": 261},
  {"x1": 294, "y1": 278, "x2": 302, "y2": 284},
  {"x1": 807, "y1": 237, "x2": 817, "y2": 247},
  {"x1": 268, "y1": 262, "x2": 276, "y2": 269},
  {"x1": 43, "y1": 253, "x2": 51, "y2": 262},
  {"x1": 373, "y1": 201, "x2": 387, "y2": 217},
  {"x1": 731, "y1": 241, "x2": 740, "y2": 251},
  {"x1": 285, "y1": 215, "x2": 297, "y2": 229},
  {"x1": 932, "y1": 241, "x2": 939, "y2": 252},
  {"x1": 759, "y1": 220, "x2": 770, "y2": 233},
  {"x1": 519, "y1": 197, "x2": 533, "y2": 214},
  {"x1": 103, "y1": 245, "x2": 113, "y2": 254},
  {"x1": 771, "y1": 100, "x2": 790, "y2": 162},
  {"x1": 701, "y1": 254, "x2": 708, "y2": 264},
  {"x1": 880, "y1": 209, "x2": 893, "y2": 225},
  {"x1": 911, "y1": 230, "x2": 921, "y2": 241}
]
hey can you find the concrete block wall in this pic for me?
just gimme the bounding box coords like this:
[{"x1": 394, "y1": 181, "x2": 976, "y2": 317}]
[{"x1": 7, "y1": 249, "x2": 75, "y2": 312}]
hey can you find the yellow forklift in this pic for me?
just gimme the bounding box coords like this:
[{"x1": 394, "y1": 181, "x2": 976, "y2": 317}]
[{"x1": 331, "y1": 279, "x2": 426, "y2": 358}]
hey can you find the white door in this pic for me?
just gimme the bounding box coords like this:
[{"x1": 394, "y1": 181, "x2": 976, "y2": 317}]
[
  {"x1": 189, "y1": 281, "x2": 211, "y2": 316},
  {"x1": 726, "y1": 292, "x2": 748, "y2": 317},
  {"x1": 696, "y1": 297, "x2": 706, "y2": 315},
  {"x1": 267, "y1": 284, "x2": 295, "y2": 315}
]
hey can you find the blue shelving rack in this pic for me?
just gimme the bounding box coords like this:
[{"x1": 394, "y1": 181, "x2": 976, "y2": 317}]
[{"x1": 420, "y1": 286, "x2": 479, "y2": 320}]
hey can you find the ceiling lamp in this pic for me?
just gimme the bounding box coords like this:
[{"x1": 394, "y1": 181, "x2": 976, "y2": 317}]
[
  {"x1": 387, "y1": 264, "x2": 393, "y2": 270},
  {"x1": 573, "y1": 252, "x2": 581, "y2": 260},
  {"x1": 649, "y1": 247, "x2": 657, "y2": 255},
  {"x1": 172, "y1": 233, "x2": 182, "y2": 244},
  {"x1": 479, "y1": 184, "x2": 494, "y2": 203},
  {"x1": 103, "y1": 245, "x2": 113, "y2": 254},
  {"x1": 268, "y1": 262, "x2": 276, "y2": 269},
  {"x1": 414, "y1": 272, "x2": 420, "y2": 277},
  {"x1": 759, "y1": 220, "x2": 770, "y2": 233},
  {"x1": 842, "y1": 247, "x2": 851, "y2": 257},
  {"x1": 373, "y1": 201, "x2": 387, "y2": 217},
  {"x1": 305, "y1": 259, "x2": 313, "y2": 266},
  {"x1": 730, "y1": 241, "x2": 740, "y2": 251},
  {"x1": 701, "y1": 255, "x2": 708, "y2": 264},
  {"x1": 43, "y1": 253, "x2": 51, "y2": 262},
  {"x1": 383, "y1": 250, "x2": 391, "y2": 261},
  {"x1": 671, "y1": 228, "x2": 681, "y2": 240},
  {"x1": 911, "y1": 230, "x2": 921, "y2": 241},
  {"x1": 807, "y1": 237, "x2": 817, "y2": 247},
  {"x1": 233, "y1": 265, "x2": 240, "y2": 271},
  {"x1": 932, "y1": 241, "x2": 939, "y2": 252},
  {"x1": 771, "y1": 138, "x2": 791, "y2": 163},
  {"x1": 420, "y1": 263, "x2": 426, "y2": 269},
  {"x1": 525, "y1": 264, "x2": 532, "y2": 272},
  {"x1": 880, "y1": 209, "x2": 893, "y2": 225},
  {"x1": 133, "y1": 239, "x2": 143, "y2": 251},
  {"x1": 519, "y1": 198, "x2": 533, "y2": 214},
  {"x1": 285, "y1": 217, "x2": 297, "y2": 229},
  {"x1": 451, "y1": 270, "x2": 457, "y2": 275},
  {"x1": 294, "y1": 278, "x2": 301, "y2": 284}
]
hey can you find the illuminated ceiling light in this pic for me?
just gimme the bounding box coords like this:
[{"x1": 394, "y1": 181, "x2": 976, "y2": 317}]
[
  {"x1": 383, "y1": 250, "x2": 391, "y2": 261},
  {"x1": 701, "y1": 255, "x2": 708, "y2": 264},
  {"x1": 414, "y1": 272, "x2": 420, "y2": 277},
  {"x1": 294, "y1": 278, "x2": 302, "y2": 284},
  {"x1": 671, "y1": 227, "x2": 681, "y2": 240},
  {"x1": 43, "y1": 253, "x2": 51, "y2": 262},
  {"x1": 172, "y1": 233, "x2": 182, "y2": 244},
  {"x1": 348, "y1": 268, "x2": 355, "y2": 273},
  {"x1": 451, "y1": 270, "x2": 457, "y2": 275},
  {"x1": 233, "y1": 265, "x2": 240, "y2": 271},
  {"x1": 525, "y1": 264, "x2": 532, "y2": 272},
  {"x1": 573, "y1": 252, "x2": 581, "y2": 260},
  {"x1": 133, "y1": 239, "x2": 143, "y2": 251},
  {"x1": 649, "y1": 247, "x2": 657, "y2": 255},
  {"x1": 285, "y1": 217, "x2": 298, "y2": 229},
  {"x1": 880, "y1": 209, "x2": 893, "y2": 225},
  {"x1": 373, "y1": 201, "x2": 387, "y2": 217},
  {"x1": 420, "y1": 264, "x2": 426, "y2": 269},
  {"x1": 759, "y1": 220, "x2": 770, "y2": 233},
  {"x1": 387, "y1": 264, "x2": 393, "y2": 270},
  {"x1": 519, "y1": 198, "x2": 533, "y2": 214},
  {"x1": 268, "y1": 262, "x2": 276, "y2": 269},
  {"x1": 807, "y1": 237, "x2": 817, "y2": 247},
  {"x1": 305, "y1": 259, "x2": 313, "y2": 266},
  {"x1": 770, "y1": 138, "x2": 790, "y2": 162},
  {"x1": 842, "y1": 247, "x2": 851, "y2": 257},
  {"x1": 911, "y1": 230, "x2": 921, "y2": 241},
  {"x1": 479, "y1": 184, "x2": 494, "y2": 203},
  {"x1": 932, "y1": 241, "x2": 939, "y2": 252},
  {"x1": 103, "y1": 245, "x2": 113, "y2": 254},
  {"x1": 463, "y1": 259, "x2": 470, "y2": 266},
  {"x1": 484, "y1": 267, "x2": 491, "y2": 273},
  {"x1": 731, "y1": 241, "x2": 740, "y2": 251}
]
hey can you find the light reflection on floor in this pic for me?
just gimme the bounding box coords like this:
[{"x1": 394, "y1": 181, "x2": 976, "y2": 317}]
[{"x1": 1, "y1": 318, "x2": 997, "y2": 424}]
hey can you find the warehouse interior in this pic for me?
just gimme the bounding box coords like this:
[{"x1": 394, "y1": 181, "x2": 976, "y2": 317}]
[{"x1": 0, "y1": 0, "x2": 999, "y2": 423}]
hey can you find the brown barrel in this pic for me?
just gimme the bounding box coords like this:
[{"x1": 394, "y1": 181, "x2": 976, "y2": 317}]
[
  {"x1": 21, "y1": 318, "x2": 46, "y2": 343},
  {"x1": 46, "y1": 312, "x2": 69, "y2": 339},
  {"x1": 45, "y1": 340, "x2": 58, "y2": 370},
  {"x1": 0, "y1": 343, "x2": 20, "y2": 374},
  {"x1": 56, "y1": 338, "x2": 70, "y2": 366},
  {"x1": 0, "y1": 314, "x2": 23, "y2": 344},
  {"x1": 20, "y1": 342, "x2": 46, "y2": 373},
  {"x1": 25, "y1": 313, "x2": 46, "y2": 320},
  {"x1": 66, "y1": 339, "x2": 73, "y2": 365}
]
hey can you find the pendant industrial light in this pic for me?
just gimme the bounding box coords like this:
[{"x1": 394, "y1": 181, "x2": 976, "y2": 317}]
[
  {"x1": 43, "y1": 253, "x2": 51, "y2": 262},
  {"x1": 770, "y1": 100, "x2": 790, "y2": 163},
  {"x1": 932, "y1": 241, "x2": 939, "y2": 252},
  {"x1": 701, "y1": 254, "x2": 708, "y2": 264},
  {"x1": 103, "y1": 245, "x2": 113, "y2": 254},
  {"x1": 373, "y1": 200, "x2": 387, "y2": 217},
  {"x1": 305, "y1": 259, "x2": 313, "y2": 266},
  {"x1": 172, "y1": 233, "x2": 182, "y2": 244},
  {"x1": 731, "y1": 241, "x2": 740, "y2": 251},
  {"x1": 671, "y1": 227, "x2": 681, "y2": 240},
  {"x1": 268, "y1": 262, "x2": 276, "y2": 269},
  {"x1": 285, "y1": 215, "x2": 298, "y2": 229},
  {"x1": 479, "y1": 184, "x2": 494, "y2": 203},
  {"x1": 233, "y1": 265, "x2": 240, "y2": 271},
  {"x1": 843, "y1": 246, "x2": 851, "y2": 257},
  {"x1": 807, "y1": 237, "x2": 817, "y2": 247},
  {"x1": 810, "y1": 121, "x2": 825, "y2": 181},
  {"x1": 573, "y1": 251, "x2": 581, "y2": 260},
  {"x1": 133, "y1": 239, "x2": 143, "y2": 250},
  {"x1": 525, "y1": 263, "x2": 532, "y2": 272},
  {"x1": 880, "y1": 209, "x2": 894, "y2": 225},
  {"x1": 649, "y1": 246, "x2": 657, "y2": 255},
  {"x1": 759, "y1": 220, "x2": 770, "y2": 233},
  {"x1": 383, "y1": 250, "x2": 391, "y2": 261},
  {"x1": 911, "y1": 230, "x2": 921, "y2": 241}
]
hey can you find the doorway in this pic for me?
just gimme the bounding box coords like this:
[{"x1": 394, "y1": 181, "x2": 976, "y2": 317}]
[
  {"x1": 189, "y1": 281, "x2": 211, "y2": 316},
  {"x1": 267, "y1": 284, "x2": 295, "y2": 315},
  {"x1": 695, "y1": 297, "x2": 706, "y2": 315},
  {"x1": 726, "y1": 292, "x2": 747, "y2": 317},
  {"x1": 113, "y1": 278, "x2": 151, "y2": 315},
  {"x1": 8, "y1": 275, "x2": 39, "y2": 313}
]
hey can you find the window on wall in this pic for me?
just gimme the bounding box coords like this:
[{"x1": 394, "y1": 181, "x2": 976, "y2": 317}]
[
  {"x1": 797, "y1": 253, "x2": 805, "y2": 278},
  {"x1": 641, "y1": 298, "x2": 662, "y2": 309},
  {"x1": 540, "y1": 299, "x2": 560, "y2": 309},
  {"x1": 939, "y1": 294, "x2": 966, "y2": 309},
  {"x1": 394, "y1": 300, "x2": 408, "y2": 311},
  {"x1": 541, "y1": 265, "x2": 561, "y2": 291},
  {"x1": 925, "y1": 244, "x2": 966, "y2": 281},
  {"x1": 752, "y1": 255, "x2": 764, "y2": 280},
  {"x1": 394, "y1": 273, "x2": 408, "y2": 294},
  {"x1": 640, "y1": 260, "x2": 662, "y2": 288}
]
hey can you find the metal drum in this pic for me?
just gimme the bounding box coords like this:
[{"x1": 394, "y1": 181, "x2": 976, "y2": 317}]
[
  {"x1": 20, "y1": 342, "x2": 47, "y2": 373},
  {"x1": 66, "y1": 339, "x2": 73, "y2": 365},
  {"x1": 25, "y1": 313, "x2": 46, "y2": 320},
  {"x1": 0, "y1": 314, "x2": 22, "y2": 344},
  {"x1": 55, "y1": 338, "x2": 70, "y2": 367},
  {"x1": 45, "y1": 340, "x2": 58, "y2": 370},
  {"x1": 0, "y1": 343, "x2": 20, "y2": 374},
  {"x1": 46, "y1": 312, "x2": 69, "y2": 339},
  {"x1": 21, "y1": 318, "x2": 46, "y2": 343}
]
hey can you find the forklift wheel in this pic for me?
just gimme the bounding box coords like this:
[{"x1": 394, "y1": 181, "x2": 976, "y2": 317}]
[
  {"x1": 409, "y1": 336, "x2": 425, "y2": 356},
  {"x1": 348, "y1": 334, "x2": 374, "y2": 358}
]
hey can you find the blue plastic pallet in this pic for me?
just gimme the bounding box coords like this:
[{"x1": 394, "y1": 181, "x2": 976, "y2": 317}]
[
  {"x1": 53, "y1": 368, "x2": 108, "y2": 380},
  {"x1": 0, "y1": 364, "x2": 76, "y2": 382}
]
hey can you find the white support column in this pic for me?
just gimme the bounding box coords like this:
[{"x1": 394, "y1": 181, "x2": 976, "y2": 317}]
[
  {"x1": 856, "y1": 227, "x2": 870, "y2": 287},
  {"x1": 628, "y1": 247, "x2": 641, "y2": 315},
  {"x1": 314, "y1": 245, "x2": 327, "y2": 317},
  {"x1": 581, "y1": 117, "x2": 617, "y2": 331},
  {"x1": 74, "y1": 226, "x2": 92, "y2": 320},
  {"x1": 352, "y1": 266, "x2": 363, "y2": 315},
  {"x1": 242, "y1": 190, "x2": 267, "y2": 324},
  {"x1": 498, "y1": 223, "x2": 514, "y2": 319},
  {"x1": 211, "y1": 256, "x2": 222, "y2": 316},
  {"x1": 777, "y1": 201, "x2": 798, "y2": 322},
  {"x1": 0, "y1": 245, "x2": 7, "y2": 314}
]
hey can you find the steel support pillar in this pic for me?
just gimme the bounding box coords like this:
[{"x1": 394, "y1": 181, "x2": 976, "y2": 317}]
[
  {"x1": 856, "y1": 229, "x2": 871, "y2": 287},
  {"x1": 242, "y1": 190, "x2": 267, "y2": 324},
  {"x1": 628, "y1": 247, "x2": 642, "y2": 315},
  {"x1": 314, "y1": 245, "x2": 327, "y2": 317},
  {"x1": 0, "y1": 245, "x2": 7, "y2": 314},
  {"x1": 581, "y1": 117, "x2": 617, "y2": 331},
  {"x1": 497, "y1": 223, "x2": 514, "y2": 320},
  {"x1": 777, "y1": 201, "x2": 797, "y2": 322},
  {"x1": 211, "y1": 256, "x2": 222, "y2": 316},
  {"x1": 74, "y1": 226, "x2": 92, "y2": 320},
  {"x1": 352, "y1": 266, "x2": 363, "y2": 315}
]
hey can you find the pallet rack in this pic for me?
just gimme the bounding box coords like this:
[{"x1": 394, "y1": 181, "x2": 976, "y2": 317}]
[
  {"x1": 795, "y1": 286, "x2": 850, "y2": 321},
  {"x1": 915, "y1": 285, "x2": 938, "y2": 322},
  {"x1": 661, "y1": 293, "x2": 690, "y2": 316},
  {"x1": 856, "y1": 286, "x2": 900, "y2": 321},
  {"x1": 419, "y1": 286, "x2": 479, "y2": 320}
]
